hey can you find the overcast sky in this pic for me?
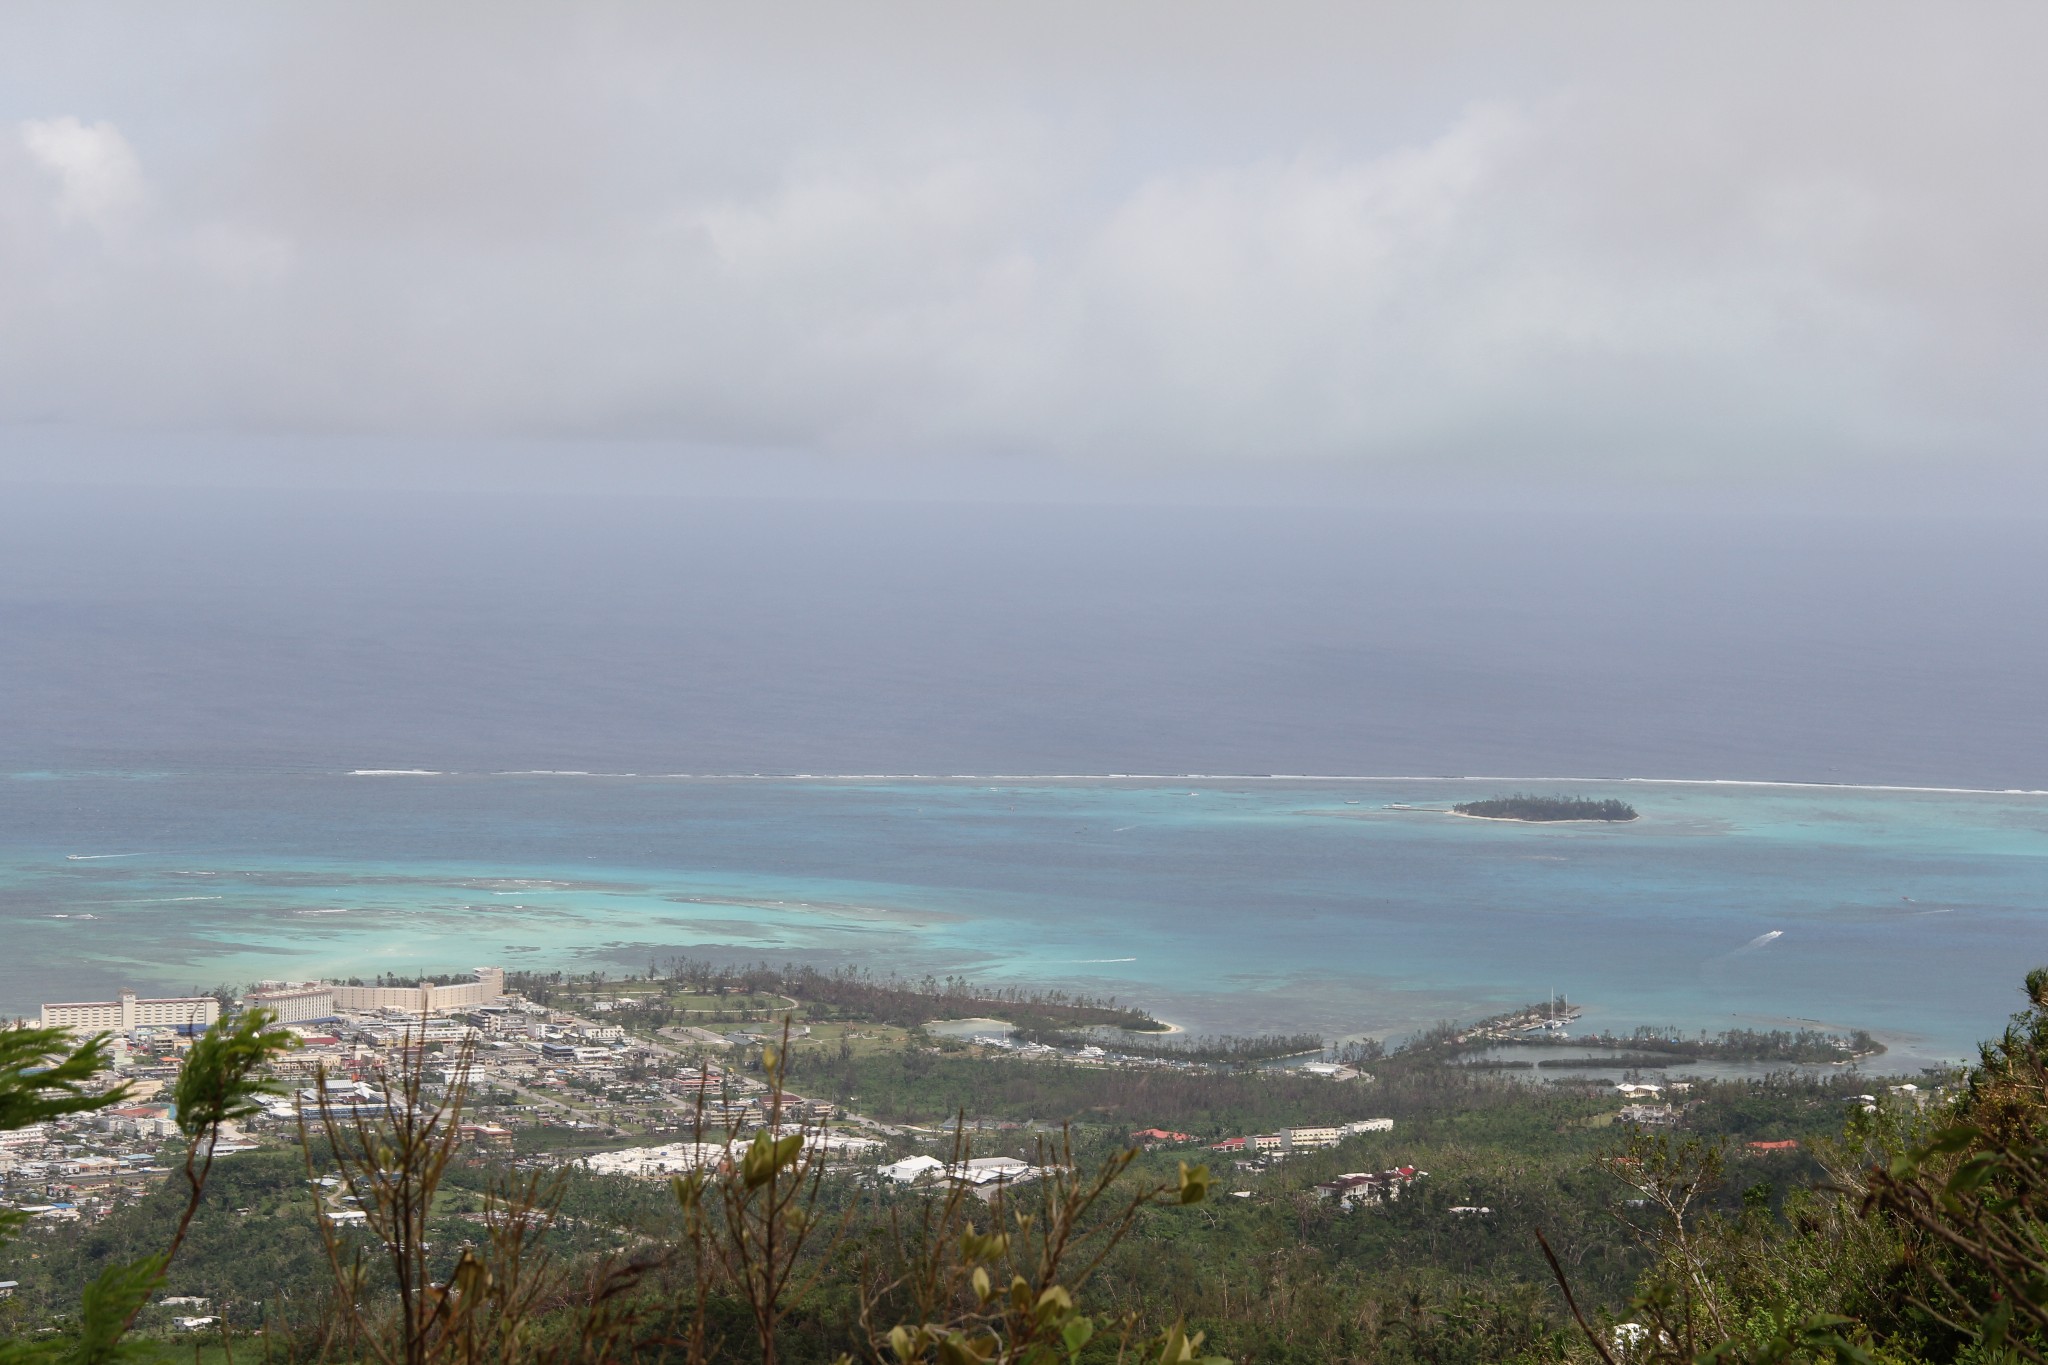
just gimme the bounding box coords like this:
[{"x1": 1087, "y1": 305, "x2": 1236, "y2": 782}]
[{"x1": 3, "y1": 4, "x2": 2045, "y2": 502}]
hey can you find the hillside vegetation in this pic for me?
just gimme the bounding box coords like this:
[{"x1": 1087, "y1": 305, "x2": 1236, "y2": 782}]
[{"x1": 19, "y1": 963, "x2": 2048, "y2": 1362}]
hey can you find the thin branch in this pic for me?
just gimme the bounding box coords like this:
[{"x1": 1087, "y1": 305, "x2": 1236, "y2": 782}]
[{"x1": 1535, "y1": 1226, "x2": 1619, "y2": 1365}]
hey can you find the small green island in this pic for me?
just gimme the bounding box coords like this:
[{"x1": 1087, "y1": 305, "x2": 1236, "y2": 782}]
[{"x1": 1452, "y1": 792, "x2": 1638, "y2": 822}]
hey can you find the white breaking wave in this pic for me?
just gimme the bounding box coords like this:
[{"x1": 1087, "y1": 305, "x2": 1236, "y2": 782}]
[
  {"x1": 1735, "y1": 930, "x2": 1785, "y2": 952},
  {"x1": 87, "y1": 896, "x2": 224, "y2": 904},
  {"x1": 66, "y1": 852, "x2": 150, "y2": 860},
  {"x1": 469, "y1": 772, "x2": 2048, "y2": 796},
  {"x1": 349, "y1": 769, "x2": 442, "y2": 776}
]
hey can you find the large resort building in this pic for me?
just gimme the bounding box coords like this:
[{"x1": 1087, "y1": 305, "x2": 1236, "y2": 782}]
[
  {"x1": 243, "y1": 984, "x2": 340, "y2": 1024},
  {"x1": 40, "y1": 989, "x2": 220, "y2": 1035},
  {"x1": 248, "y1": 967, "x2": 509, "y2": 1022},
  {"x1": 40, "y1": 967, "x2": 506, "y2": 1036},
  {"x1": 326, "y1": 967, "x2": 506, "y2": 1015}
]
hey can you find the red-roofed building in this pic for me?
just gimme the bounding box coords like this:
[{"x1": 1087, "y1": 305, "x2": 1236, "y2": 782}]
[
  {"x1": 1746, "y1": 1139, "x2": 1800, "y2": 1153},
  {"x1": 1132, "y1": 1128, "x2": 1195, "y2": 1147}
]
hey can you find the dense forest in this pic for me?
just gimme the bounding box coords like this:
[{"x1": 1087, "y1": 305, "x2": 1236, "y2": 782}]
[
  {"x1": 510, "y1": 960, "x2": 1168, "y2": 1035},
  {"x1": 1453, "y1": 1025, "x2": 1885, "y2": 1069}
]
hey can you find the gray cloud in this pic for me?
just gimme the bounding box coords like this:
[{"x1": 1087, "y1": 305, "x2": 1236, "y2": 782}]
[{"x1": 2, "y1": 4, "x2": 2045, "y2": 490}]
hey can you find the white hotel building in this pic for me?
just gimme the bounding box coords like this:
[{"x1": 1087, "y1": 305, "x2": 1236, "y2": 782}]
[
  {"x1": 243, "y1": 984, "x2": 339, "y2": 1024},
  {"x1": 42, "y1": 967, "x2": 507, "y2": 1037},
  {"x1": 325, "y1": 967, "x2": 506, "y2": 1015},
  {"x1": 246, "y1": 968, "x2": 508, "y2": 1021},
  {"x1": 41, "y1": 989, "x2": 220, "y2": 1036}
]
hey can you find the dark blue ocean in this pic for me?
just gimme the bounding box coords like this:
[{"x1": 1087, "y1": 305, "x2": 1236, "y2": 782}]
[{"x1": 4, "y1": 487, "x2": 2046, "y2": 1063}]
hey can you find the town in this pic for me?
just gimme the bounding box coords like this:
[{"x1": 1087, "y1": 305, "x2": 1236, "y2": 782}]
[
  {"x1": 6, "y1": 967, "x2": 1421, "y2": 1239},
  {"x1": 0, "y1": 960, "x2": 1937, "y2": 1357}
]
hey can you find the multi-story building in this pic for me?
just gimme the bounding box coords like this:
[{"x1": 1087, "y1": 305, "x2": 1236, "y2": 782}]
[
  {"x1": 1340, "y1": 1118, "x2": 1395, "y2": 1135},
  {"x1": 356, "y1": 1018, "x2": 477, "y2": 1047},
  {"x1": 326, "y1": 967, "x2": 505, "y2": 1016},
  {"x1": 1312, "y1": 1166, "x2": 1423, "y2": 1211},
  {"x1": 40, "y1": 989, "x2": 220, "y2": 1036},
  {"x1": 466, "y1": 1006, "x2": 531, "y2": 1035},
  {"x1": 244, "y1": 984, "x2": 337, "y2": 1024},
  {"x1": 98, "y1": 1104, "x2": 178, "y2": 1138}
]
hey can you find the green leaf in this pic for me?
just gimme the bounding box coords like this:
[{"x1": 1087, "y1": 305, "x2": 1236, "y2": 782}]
[
  {"x1": 1921, "y1": 1124, "x2": 1983, "y2": 1156},
  {"x1": 936, "y1": 1331, "x2": 992, "y2": 1365},
  {"x1": 1155, "y1": 1325, "x2": 1225, "y2": 1365},
  {"x1": 1981, "y1": 1297, "x2": 2014, "y2": 1347},
  {"x1": 1946, "y1": 1152, "x2": 2004, "y2": 1198},
  {"x1": 175, "y1": 1009, "x2": 296, "y2": 1138},
  {"x1": 70, "y1": 1253, "x2": 168, "y2": 1365},
  {"x1": 1034, "y1": 1284, "x2": 1073, "y2": 1324},
  {"x1": 740, "y1": 1130, "x2": 803, "y2": 1188},
  {"x1": 961, "y1": 1227, "x2": 1011, "y2": 1263},
  {"x1": 1061, "y1": 1315, "x2": 1095, "y2": 1356},
  {"x1": 0, "y1": 1027, "x2": 127, "y2": 1134}
]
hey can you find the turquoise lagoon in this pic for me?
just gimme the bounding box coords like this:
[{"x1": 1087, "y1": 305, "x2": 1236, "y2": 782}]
[{"x1": 5, "y1": 769, "x2": 2047, "y2": 1069}]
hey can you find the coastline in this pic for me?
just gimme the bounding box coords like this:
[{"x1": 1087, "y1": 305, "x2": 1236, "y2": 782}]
[{"x1": 4, "y1": 771, "x2": 2025, "y2": 1065}]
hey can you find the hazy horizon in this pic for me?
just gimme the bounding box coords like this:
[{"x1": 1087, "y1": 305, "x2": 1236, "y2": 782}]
[{"x1": 4, "y1": 485, "x2": 2043, "y2": 788}]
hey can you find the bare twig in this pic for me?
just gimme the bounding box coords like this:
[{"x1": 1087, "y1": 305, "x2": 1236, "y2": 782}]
[{"x1": 1535, "y1": 1226, "x2": 1618, "y2": 1365}]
